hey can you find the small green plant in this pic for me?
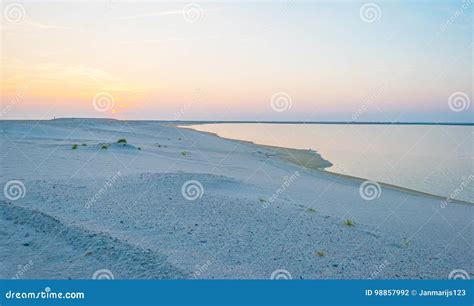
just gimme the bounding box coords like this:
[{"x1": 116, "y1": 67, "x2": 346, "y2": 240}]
[
  {"x1": 101, "y1": 144, "x2": 109, "y2": 149},
  {"x1": 343, "y1": 219, "x2": 355, "y2": 226},
  {"x1": 316, "y1": 251, "x2": 325, "y2": 257},
  {"x1": 72, "y1": 144, "x2": 78, "y2": 150},
  {"x1": 307, "y1": 208, "x2": 317, "y2": 213},
  {"x1": 117, "y1": 138, "x2": 127, "y2": 144},
  {"x1": 181, "y1": 151, "x2": 187, "y2": 156}
]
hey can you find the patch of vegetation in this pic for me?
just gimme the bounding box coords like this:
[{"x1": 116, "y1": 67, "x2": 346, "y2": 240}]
[
  {"x1": 117, "y1": 138, "x2": 127, "y2": 144},
  {"x1": 343, "y1": 219, "x2": 355, "y2": 226},
  {"x1": 258, "y1": 197, "x2": 267, "y2": 203},
  {"x1": 316, "y1": 251, "x2": 325, "y2": 257},
  {"x1": 181, "y1": 151, "x2": 187, "y2": 156},
  {"x1": 307, "y1": 208, "x2": 317, "y2": 213},
  {"x1": 72, "y1": 144, "x2": 78, "y2": 150},
  {"x1": 101, "y1": 144, "x2": 110, "y2": 149}
]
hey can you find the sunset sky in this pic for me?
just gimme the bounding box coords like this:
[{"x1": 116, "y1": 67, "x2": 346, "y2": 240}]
[{"x1": 1, "y1": 1, "x2": 472, "y2": 122}]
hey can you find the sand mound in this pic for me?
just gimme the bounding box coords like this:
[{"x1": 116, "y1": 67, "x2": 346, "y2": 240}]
[{"x1": 0, "y1": 201, "x2": 186, "y2": 279}]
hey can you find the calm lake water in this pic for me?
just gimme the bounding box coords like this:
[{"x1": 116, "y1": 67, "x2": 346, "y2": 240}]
[{"x1": 188, "y1": 123, "x2": 474, "y2": 203}]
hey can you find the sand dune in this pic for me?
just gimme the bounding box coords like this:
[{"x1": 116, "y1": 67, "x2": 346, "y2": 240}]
[{"x1": 0, "y1": 119, "x2": 472, "y2": 279}]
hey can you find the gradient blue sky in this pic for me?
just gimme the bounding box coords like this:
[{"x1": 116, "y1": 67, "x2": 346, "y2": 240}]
[{"x1": 1, "y1": 0, "x2": 472, "y2": 122}]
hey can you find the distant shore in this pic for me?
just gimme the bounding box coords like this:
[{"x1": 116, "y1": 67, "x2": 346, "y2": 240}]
[{"x1": 1, "y1": 118, "x2": 473, "y2": 126}]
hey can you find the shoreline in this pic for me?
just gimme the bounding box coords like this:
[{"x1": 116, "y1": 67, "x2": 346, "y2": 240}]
[
  {"x1": 179, "y1": 124, "x2": 472, "y2": 206},
  {"x1": 177, "y1": 125, "x2": 332, "y2": 170}
]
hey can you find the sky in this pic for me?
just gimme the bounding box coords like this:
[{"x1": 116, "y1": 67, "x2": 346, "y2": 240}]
[{"x1": 1, "y1": 0, "x2": 472, "y2": 122}]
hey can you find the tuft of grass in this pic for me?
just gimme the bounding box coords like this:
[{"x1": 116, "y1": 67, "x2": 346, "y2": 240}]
[
  {"x1": 316, "y1": 251, "x2": 325, "y2": 257},
  {"x1": 181, "y1": 151, "x2": 187, "y2": 156},
  {"x1": 117, "y1": 138, "x2": 127, "y2": 144},
  {"x1": 343, "y1": 219, "x2": 355, "y2": 226},
  {"x1": 307, "y1": 208, "x2": 317, "y2": 213},
  {"x1": 72, "y1": 144, "x2": 78, "y2": 150},
  {"x1": 101, "y1": 144, "x2": 109, "y2": 149}
]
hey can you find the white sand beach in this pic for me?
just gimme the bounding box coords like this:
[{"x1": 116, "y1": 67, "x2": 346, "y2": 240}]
[{"x1": 0, "y1": 119, "x2": 472, "y2": 279}]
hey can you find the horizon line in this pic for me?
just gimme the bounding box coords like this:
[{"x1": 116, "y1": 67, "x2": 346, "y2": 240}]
[{"x1": 1, "y1": 118, "x2": 473, "y2": 126}]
